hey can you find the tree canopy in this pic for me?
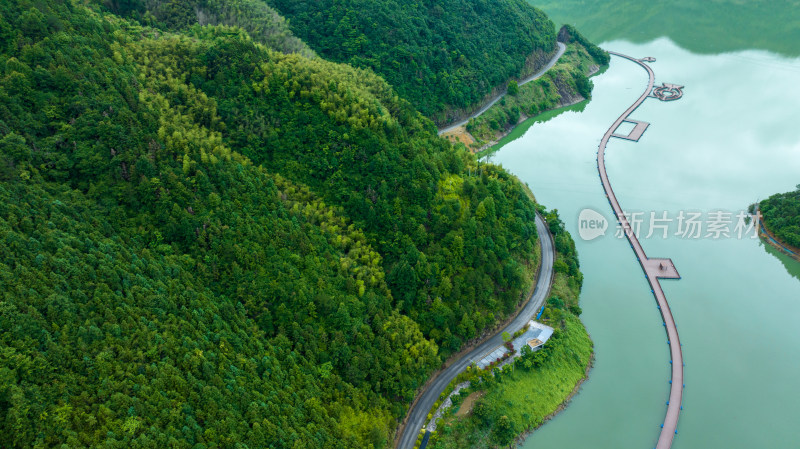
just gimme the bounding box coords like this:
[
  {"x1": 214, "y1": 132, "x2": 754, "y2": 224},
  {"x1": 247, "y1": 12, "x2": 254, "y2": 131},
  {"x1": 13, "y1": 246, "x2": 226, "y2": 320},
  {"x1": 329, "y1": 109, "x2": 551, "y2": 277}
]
[
  {"x1": 761, "y1": 187, "x2": 800, "y2": 249},
  {"x1": 267, "y1": 0, "x2": 558, "y2": 123},
  {"x1": 0, "y1": 0, "x2": 560, "y2": 446}
]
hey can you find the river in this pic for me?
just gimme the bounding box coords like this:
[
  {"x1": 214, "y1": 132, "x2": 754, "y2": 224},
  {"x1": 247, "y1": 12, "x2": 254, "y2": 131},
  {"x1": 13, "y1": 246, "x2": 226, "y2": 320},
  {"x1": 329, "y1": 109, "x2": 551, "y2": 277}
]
[{"x1": 490, "y1": 37, "x2": 800, "y2": 448}]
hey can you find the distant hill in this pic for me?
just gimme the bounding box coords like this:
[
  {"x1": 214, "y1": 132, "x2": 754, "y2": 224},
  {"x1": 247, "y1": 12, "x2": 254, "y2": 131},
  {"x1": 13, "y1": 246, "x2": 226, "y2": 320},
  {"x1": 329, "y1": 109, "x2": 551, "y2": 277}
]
[
  {"x1": 268, "y1": 0, "x2": 558, "y2": 124},
  {"x1": 104, "y1": 0, "x2": 315, "y2": 56}
]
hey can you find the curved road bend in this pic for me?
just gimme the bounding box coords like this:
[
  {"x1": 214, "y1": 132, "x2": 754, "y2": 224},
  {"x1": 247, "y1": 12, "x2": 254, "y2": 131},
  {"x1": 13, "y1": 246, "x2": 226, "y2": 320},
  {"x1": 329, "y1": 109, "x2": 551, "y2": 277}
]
[
  {"x1": 396, "y1": 212, "x2": 555, "y2": 449},
  {"x1": 600, "y1": 51, "x2": 683, "y2": 449},
  {"x1": 438, "y1": 42, "x2": 567, "y2": 135}
]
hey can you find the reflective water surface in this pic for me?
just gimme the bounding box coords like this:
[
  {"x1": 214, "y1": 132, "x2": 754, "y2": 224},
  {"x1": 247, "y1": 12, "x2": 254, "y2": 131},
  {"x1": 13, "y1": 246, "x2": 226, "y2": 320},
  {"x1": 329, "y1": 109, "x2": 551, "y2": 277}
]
[{"x1": 494, "y1": 38, "x2": 800, "y2": 448}]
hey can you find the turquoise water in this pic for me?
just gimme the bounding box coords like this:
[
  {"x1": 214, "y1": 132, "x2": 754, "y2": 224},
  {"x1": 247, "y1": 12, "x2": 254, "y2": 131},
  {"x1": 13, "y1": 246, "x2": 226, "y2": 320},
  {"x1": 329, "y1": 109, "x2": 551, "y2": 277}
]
[
  {"x1": 494, "y1": 39, "x2": 800, "y2": 448},
  {"x1": 529, "y1": 0, "x2": 800, "y2": 57}
]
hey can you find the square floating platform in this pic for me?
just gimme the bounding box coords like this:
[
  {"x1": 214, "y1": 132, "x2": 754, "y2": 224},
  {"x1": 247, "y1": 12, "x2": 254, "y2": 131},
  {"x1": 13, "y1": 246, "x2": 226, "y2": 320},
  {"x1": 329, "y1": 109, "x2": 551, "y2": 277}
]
[
  {"x1": 612, "y1": 119, "x2": 650, "y2": 142},
  {"x1": 644, "y1": 258, "x2": 681, "y2": 279}
]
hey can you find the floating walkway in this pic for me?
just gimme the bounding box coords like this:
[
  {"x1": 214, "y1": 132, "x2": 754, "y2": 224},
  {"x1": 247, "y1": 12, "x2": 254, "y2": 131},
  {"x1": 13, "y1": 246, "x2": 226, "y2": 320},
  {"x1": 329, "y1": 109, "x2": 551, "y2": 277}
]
[{"x1": 599, "y1": 52, "x2": 684, "y2": 449}]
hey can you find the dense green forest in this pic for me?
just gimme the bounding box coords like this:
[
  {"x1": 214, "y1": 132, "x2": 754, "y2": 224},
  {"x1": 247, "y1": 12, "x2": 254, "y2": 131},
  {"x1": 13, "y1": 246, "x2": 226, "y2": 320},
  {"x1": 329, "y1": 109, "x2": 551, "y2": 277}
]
[
  {"x1": 464, "y1": 27, "x2": 608, "y2": 147},
  {"x1": 760, "y1": 186, "x2": 800, "y2": 249},
  {"x1": 104, "y1": 0, "x2": 315, "y2": 56},
  {"x1": 0, "y1": 0, "x2": 574, "y2": 446},
  {"x1": 429, "y1": 210, "x2": 590, "y2": 448},
  {"x1": 267, "y1": 0, "x2": 558, "y2": 123}
]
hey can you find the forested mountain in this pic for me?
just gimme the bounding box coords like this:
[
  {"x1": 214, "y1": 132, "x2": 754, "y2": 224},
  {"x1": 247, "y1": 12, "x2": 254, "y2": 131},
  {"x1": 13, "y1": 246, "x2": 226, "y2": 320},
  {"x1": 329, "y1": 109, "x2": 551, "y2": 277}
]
[
  {"x1": 760, "y1": 186, "x2": 800, "y2": 249},
  {"x1": 0, "y1": 0, "x2": 552, "y2": 446},
  {"x1": 104, "y1": 0, "x2": 315, "y2": 56},
  {"x1": 267, "y1": 0, "x2": 558, "y2": 124},
  {"x1": 463, "y1": 25, "x2": 609, "y2": 148}
]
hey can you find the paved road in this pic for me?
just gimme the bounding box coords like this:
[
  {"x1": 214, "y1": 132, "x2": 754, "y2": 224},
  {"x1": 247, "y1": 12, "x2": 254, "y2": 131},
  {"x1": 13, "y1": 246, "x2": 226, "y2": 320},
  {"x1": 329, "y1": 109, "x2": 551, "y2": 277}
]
[
  {"x1": 599, "y1": 52, "x2": 683, "y2": 449},
  {"x1": 395, "y1": 212, "x2": 555, "y2": 449},
  {"x1": 438, "y1": 42, "x2": 567, "y2": 135}
]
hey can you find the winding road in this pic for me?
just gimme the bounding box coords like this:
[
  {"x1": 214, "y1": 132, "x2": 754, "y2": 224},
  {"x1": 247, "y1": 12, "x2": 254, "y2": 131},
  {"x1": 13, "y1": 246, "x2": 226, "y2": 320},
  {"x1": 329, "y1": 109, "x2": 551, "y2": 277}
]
[
  {"x1": 598, "y1": 52, "x2": 684, "y2": 449},
  {"x1": 438, "y1": 42, "x2": 566, "y2": 135},
  {"x1": 401, "y1": 49, "x2": 683, "y2": 449},
  {"x1": 397, "y1": 41, "x2": 564, "y2": 449},
  {"x1": 395, "y1": 212, "x2": 554, "y2": 449}
]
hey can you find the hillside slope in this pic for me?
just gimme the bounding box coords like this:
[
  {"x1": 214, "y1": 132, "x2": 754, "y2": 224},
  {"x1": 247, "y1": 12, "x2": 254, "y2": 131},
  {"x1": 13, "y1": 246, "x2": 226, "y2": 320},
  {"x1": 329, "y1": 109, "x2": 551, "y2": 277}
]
[
  {"x1": 0, "y1": 1, "x2": 549, "y2": 447},
  {"x1": 103, "y1": 0, "x2": 315, "y2": 56},
  {"x1": 268, "y1": 0, "x2": 557, "y2": 124},
  {"x1": 462, "y1": 25, "x2": 609, "y2": 150}
]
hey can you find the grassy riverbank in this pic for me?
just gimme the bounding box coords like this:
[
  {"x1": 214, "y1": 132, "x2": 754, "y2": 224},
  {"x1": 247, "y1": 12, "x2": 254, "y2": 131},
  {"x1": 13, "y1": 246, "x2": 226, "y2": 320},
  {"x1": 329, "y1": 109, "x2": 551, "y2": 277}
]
[{"x1": 426, "y1": 211, "x2": 591, "y2": 449}]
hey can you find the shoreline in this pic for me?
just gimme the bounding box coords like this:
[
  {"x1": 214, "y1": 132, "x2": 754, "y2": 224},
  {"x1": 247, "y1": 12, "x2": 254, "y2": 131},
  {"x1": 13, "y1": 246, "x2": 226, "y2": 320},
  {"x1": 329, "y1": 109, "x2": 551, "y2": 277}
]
[
  {"x1": 421, "y1": 213, "x2": 591, "y2": 448},
  {"x1": 512, "y1": 351, "x2": 595, "y2": 448},
  {"x1": 759, "y1": 219, "x2": 800, "y2": 262},
  {"x1": 393, "y1": 206, "x2": 555, "y2": 449},
  {"x1": 486, "y1": 63, "x2": 602, "y2": 154},
  {"x1": 404, "y1": 38, "x2": 605, "y2": 449},
  {"x1": 460, "y1": 63, "x2": 604, "y2": 157},
  {"x1": 425, "y1": 56, "x2": 604, "y2": 449},
  {"x1": 393, "y1": 233, "x2": 545, "y2": 447},
  {"x1": 475, "y1": 97, "x2": 588, "y2": 156},
  {"x1": 436, "y1": 43, "x2": 565, "y2": 132}
]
